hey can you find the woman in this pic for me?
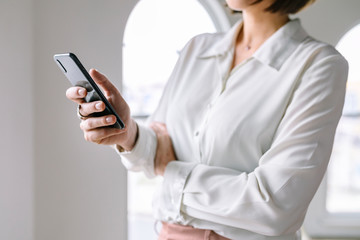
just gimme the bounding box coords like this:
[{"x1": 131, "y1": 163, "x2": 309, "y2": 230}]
[{"x1": 66, "y1": 0, "x2": 348, "y2": 239}]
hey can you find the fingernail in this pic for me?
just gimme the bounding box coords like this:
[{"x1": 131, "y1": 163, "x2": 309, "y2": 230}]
[
  {"x1": 95, "y1": 102, "x2": 102, "y2": 110},
  {"x1": 106, "y1": 117, "x2": 114, "y2": 123},
  {"x1": 78, "y1": 89, "x2": 85, "y2": 97}
]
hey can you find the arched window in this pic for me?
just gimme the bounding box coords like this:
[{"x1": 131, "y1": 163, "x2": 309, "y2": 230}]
[
  {"x1": 123, "y1": 0, "x2": 217, "y2": 118},
  {"x1": 123, "y1": 1, "x2": 230, "y2": 239}
]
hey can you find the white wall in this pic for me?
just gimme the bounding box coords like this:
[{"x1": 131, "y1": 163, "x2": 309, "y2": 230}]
[
  {"x1": 296, "y1": 0, "x2": 360, "y2": 46},
  {"x1": 33, "y1": 0, "x2": 137, "y2": 240},
  {"x1": 0, "y1": 0, "x2": 34, "y2": 240}
]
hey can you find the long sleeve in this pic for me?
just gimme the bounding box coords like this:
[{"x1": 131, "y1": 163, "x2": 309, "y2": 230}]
[
  {"x1": 155, "y1": 54, "x2": 348, "y2": 236},
  {"x1": 116, "y1": 37, "x2": 194, "y2": 178}
]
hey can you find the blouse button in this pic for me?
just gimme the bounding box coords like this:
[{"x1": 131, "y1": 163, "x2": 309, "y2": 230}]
[{"x1": 195, "y1": 131, "x2": 200, "y2": 136}]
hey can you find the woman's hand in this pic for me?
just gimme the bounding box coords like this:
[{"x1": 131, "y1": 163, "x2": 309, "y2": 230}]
[
  {"x1": 150, "y1": 122, "x2": 177, "y2": 176},
  {"x1": 65, "y1": 69, "x2": 137, "y2": 150}
]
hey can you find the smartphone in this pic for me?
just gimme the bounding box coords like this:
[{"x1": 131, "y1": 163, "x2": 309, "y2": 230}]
[{"x1": 54, "y1": 53, "x2": 125, "y2": 129}]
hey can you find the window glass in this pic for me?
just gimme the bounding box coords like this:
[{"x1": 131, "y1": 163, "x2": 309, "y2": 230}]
[
  {"x1": 123, "y1": 0, "x2": 216, "y2": 117},
  {"x1": 123, "y1": 0, "x2": 217, "y2": 239},
  {"x1": 327, "y1": 23, "x2": 360, "y2": 213}
]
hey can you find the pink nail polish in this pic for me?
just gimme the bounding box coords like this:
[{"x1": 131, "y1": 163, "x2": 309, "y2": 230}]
[
  {"x1": 106, "y1": 117, "x2": 113, "y2": 123},
  {"x1": 78, "y1": 89, "x2": 85, "y2": 96}
]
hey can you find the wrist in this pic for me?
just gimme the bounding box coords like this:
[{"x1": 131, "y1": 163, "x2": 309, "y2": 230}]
[{"x1": 120, "y1": 119, "x2": 138, "y2": 151}]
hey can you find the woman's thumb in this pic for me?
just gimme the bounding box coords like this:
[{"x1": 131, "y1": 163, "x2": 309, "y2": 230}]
[{"x1": 89, "y1": 68, "x2": 116, "y2": 95}]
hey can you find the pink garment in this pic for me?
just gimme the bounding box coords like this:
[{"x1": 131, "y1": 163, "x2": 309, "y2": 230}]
[{"x1": 158, "y1": 222, "x2": 230, "y2": 240}]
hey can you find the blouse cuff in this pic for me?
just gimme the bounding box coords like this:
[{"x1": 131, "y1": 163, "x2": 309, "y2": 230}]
[
  {"x1": 161, "y1": 161, "x2": 197, "y2": 221},
  {"x1": 113, "y1": 123, "x2": 157, "y2": 178}
]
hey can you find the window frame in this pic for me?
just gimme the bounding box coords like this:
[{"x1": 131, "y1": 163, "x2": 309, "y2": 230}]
[
  {"x1": 197, "y1": 0, "x2": 232, "y2": 32},
  {"x1": 304, "y1": 176, "x2": 360, "y2": 238}
]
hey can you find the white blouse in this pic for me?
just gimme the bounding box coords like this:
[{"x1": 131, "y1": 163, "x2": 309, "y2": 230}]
[{"x1": 117, "y1": 19, "x2": 348, "y2": 239}]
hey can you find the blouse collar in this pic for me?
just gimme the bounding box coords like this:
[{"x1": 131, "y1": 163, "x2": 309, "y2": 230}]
[{"x1": 198, "y1": 18, "x2": 309, "y2": 71}]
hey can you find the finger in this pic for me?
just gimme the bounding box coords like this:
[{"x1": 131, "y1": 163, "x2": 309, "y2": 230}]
[
  {"x1": 83, "y1": 125, "x2": 124, "y2": 144},
  {"x1": 150, "y1": 122, "x2": 168, "y2": 135},
  {"x1": 78, "y1": 101, "x2": 105, "y2": 117},
  {"x1": 156, "y1": 122, "x2": 167, "y2": 132},
  {"x1": 149, "y1": 122, "x2": 158, "y2": 130},
  {"x1": 150, "y1": 122, "x2": 161, "y2": 135},
  {"x1": 150, "y1": 122, "x2": 167, "y2": 129},
  {"x1": 80, "y1": 115, "x2": 117, "y2": 131},
  {"x1": 66, "y1": 87, "x2": 87, "y2": 104},
  {"x1": 89, "y1": 69, "x2": 117, "y2": 96}
]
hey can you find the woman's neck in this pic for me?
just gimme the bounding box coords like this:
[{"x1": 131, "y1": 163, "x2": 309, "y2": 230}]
[
  {"x1": 231, "y1": 10, "x2": 289, "y2": 69},
  {"x1": 240, "y1": 11, "x2": 289, "y2": 48}
]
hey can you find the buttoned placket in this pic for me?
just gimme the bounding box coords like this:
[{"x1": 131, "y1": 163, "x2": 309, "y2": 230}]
[{"x1": 194, "y1": 51, "x2": 239, "y2": 163}]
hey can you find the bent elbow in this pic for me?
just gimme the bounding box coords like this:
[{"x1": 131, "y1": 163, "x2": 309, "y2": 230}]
[{"x1": 260, "y1": 203, "x2": 307, "y2": 236}]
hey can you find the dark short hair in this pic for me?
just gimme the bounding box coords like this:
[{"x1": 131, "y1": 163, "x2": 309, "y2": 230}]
[{"x1": 255, "y1": 0, "x2": 316, "y2": 14}]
